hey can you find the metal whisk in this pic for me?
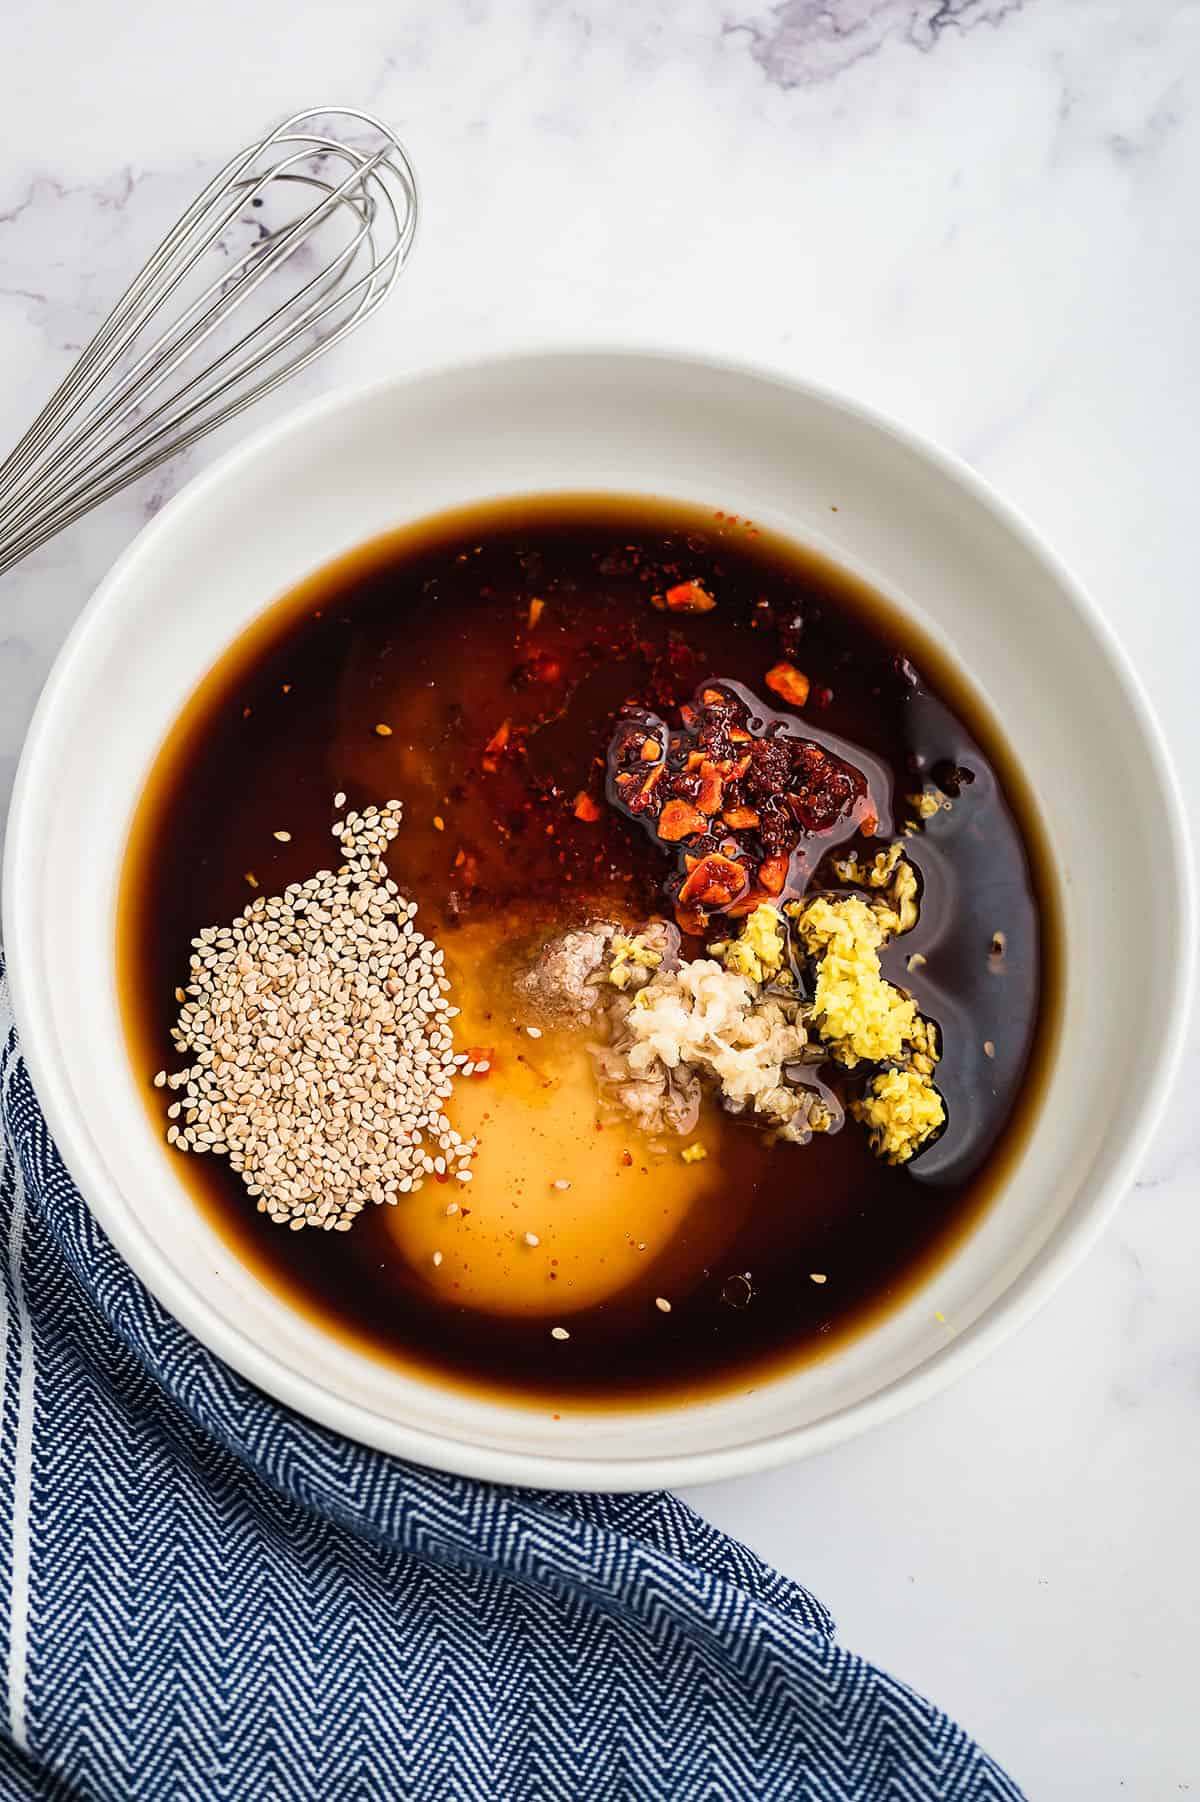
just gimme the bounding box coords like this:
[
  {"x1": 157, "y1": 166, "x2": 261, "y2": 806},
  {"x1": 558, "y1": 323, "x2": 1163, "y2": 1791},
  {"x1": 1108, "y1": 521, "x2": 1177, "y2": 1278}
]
[{"x1": 0, "y1": 107, "x2": 418, "y2": 576}]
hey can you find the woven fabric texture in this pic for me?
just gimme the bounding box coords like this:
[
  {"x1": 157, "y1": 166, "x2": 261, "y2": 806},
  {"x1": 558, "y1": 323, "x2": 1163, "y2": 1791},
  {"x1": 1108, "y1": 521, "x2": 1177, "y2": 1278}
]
[{"x1": 0, "y1": 955, "x2": 1022, "y2": 1800}]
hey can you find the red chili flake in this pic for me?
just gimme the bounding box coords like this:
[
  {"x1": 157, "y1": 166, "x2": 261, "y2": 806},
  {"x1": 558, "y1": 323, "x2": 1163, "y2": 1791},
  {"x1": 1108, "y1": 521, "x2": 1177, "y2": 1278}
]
[
  {"x1": 607, "y1": 677, "x2": 868, "y2": 923},
  {"x1": 512, "y1": 649, "x2": 561, "y2": 686},
  {"x1": 572, "y1": 791, "x2": 602, "y2": 822},
  {"x1": 764, "y1": 661, "x2": 811, "y2": 707},
  {"x1": 620, "y1": 1150, "x2": 633, "y2": 1166},
  {"x1": 723, "y1": 886, "x2": 769, "y2": 918},
  {"x1": 758, "y1": 854, "x2": 789, "y2": 896},
  {"x1": 482, "y1": 719, "x2": 511, "y2": 772},
  {"x1": 674, "y1": 901, "x2": 709, "y2": 936},
  {"x1": 650, "y1": 580, "x2": 716, "y2": 614},
  {"x1": 694, "y1": 773, "x2": 724, "y2": 815},
  {"x1": 627, "y1": 764, "x2": 665, "y2": 814},
  {"x1": 658, "y1": 799, "x2": 707, "y2": 841},
  {"x1": 678, "y1": 853, "x2": 748, "y2": 909},
  {"x1": 527, "y1": 597, "x2": 545, "y2": 628}
]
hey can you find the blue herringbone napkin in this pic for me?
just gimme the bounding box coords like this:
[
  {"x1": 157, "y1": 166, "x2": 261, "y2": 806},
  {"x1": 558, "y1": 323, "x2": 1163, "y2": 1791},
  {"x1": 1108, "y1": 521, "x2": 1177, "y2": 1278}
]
[{"x1": 0, "y1": 952, "x2": 1022, "y2": 1801}]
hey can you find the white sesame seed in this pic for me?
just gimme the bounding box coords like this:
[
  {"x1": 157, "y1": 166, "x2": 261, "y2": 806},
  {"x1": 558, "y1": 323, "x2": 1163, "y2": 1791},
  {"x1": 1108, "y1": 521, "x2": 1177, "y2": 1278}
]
[
  {"x1": 553, "y1": 1178, "x2": 571, "y2": 1191},
  {"x1": 654, "y1": 1296, "x2": 671, "y2": 1313},
  {"x1": 525, "y1": 1026, "x2": 542, "y2": 1039},
  {"x1": 273, "y1": 830, "x2": 291, "y2": 842},
  {"x1": 550, "y1": 1326, "x2": 570, "y2": 1341},
  {"x1": 161, "y1": 804, "x2": 468, "y2": 1236},
  {"x1": 809, "y1": 1272, "x2": 828, "y2": 1285},
  {"x1": 432, "y1": 1250, "x2": 443, "y2": 1267},
  {"x1": 333, "y1": 791, "x2": 346, "y2": 808},
  {"x1": 523, "y1": 1232, "x2": 540, "y2": 1247},
  {"x1": 445, "y1": 1201, "x2": 460, "y2": 1216}
]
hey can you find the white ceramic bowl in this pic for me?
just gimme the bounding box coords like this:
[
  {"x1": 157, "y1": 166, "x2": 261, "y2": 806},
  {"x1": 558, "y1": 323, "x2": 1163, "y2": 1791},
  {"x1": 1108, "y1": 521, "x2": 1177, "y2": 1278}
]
[{"x1": 4, "y1": 350, "x2": 1191, "y2": 1490}]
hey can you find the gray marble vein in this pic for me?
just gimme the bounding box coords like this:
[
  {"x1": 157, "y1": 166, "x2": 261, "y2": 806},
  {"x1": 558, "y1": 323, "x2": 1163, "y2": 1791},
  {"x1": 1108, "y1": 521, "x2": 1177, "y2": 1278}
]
[{"x1": 733, "y1": 0, "x2": 1029, "y2": 88}]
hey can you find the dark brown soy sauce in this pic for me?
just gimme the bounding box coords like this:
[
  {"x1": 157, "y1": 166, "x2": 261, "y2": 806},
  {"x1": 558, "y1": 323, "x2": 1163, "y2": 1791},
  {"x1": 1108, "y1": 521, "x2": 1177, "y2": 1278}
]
[{"x1": 119, "y1": 494, "x2": 1059, "y2": 1409}]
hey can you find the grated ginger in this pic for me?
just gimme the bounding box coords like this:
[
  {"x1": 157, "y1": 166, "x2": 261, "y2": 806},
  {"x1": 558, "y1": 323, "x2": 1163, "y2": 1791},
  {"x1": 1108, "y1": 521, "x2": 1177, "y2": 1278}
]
[
  {"x1": 790, "y1": 895, "x2": 917, "y2": 1067},
  {"x1": 831, "y1": 841, "x2": 919, "y2": 936},
  {"x1": 789, "y1": 891, "x2": 945, "y2": 1162},
  {"x1": 906, "y1": 788, "x2": 943, "y2": 820},
  {"x1": 711, "y1": 902, "x2": 786, "y2": 985},
  {"x1": 905, "y1": 1015, "x2": 940, "y2": 1078},
  {"x1": 852, "y1": 1068, "x2": 945, "y2": 1164},
  {"x1": 608, "y1": 932, "x2": 665, "y2": 990}
]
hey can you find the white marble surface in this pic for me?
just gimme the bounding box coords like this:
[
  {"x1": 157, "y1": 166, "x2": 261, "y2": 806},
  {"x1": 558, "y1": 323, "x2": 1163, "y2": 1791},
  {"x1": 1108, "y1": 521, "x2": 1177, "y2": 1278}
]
[{"x1": 3, "y1": 2, "x2": 1198, "y2": 1793}]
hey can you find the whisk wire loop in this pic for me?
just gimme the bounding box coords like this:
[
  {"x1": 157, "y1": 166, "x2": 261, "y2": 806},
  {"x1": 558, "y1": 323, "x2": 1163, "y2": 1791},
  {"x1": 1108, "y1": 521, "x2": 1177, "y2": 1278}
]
[{"x1": 0, "y1": 108, "x2": 417, "y2": 575}]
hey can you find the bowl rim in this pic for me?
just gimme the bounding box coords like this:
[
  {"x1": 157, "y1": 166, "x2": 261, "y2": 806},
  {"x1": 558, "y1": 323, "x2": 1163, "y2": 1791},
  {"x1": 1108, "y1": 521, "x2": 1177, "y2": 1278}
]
[{"x1": 4, "y1": 344, "x2": 1194, "y2": 1490}]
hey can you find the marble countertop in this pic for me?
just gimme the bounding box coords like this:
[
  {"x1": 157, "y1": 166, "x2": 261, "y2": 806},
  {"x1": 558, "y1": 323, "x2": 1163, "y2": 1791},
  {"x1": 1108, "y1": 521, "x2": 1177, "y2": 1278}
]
[{"x1": 3, "y1": 2, "x2": 1197, "y2": 1793}]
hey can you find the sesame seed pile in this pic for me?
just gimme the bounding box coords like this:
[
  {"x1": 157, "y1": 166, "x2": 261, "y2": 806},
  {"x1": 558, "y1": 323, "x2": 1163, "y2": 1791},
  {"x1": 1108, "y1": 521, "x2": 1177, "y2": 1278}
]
[{"x1": 158, "y1": 800, "x2": 475, "y2": 1232}]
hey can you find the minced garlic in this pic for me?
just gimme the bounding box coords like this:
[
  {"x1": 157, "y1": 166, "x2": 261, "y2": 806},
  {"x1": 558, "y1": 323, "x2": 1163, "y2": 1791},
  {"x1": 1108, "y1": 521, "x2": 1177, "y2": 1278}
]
[
  {"x1": 711, "y1": 902, "x2": 786, "y2": 985},
  {"x1": 852, "y1": 1067, "x2": 945, "y2": 1163},
  {"x1": 600, "y1": 955, "x2": 833, "y2": 1144}
]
